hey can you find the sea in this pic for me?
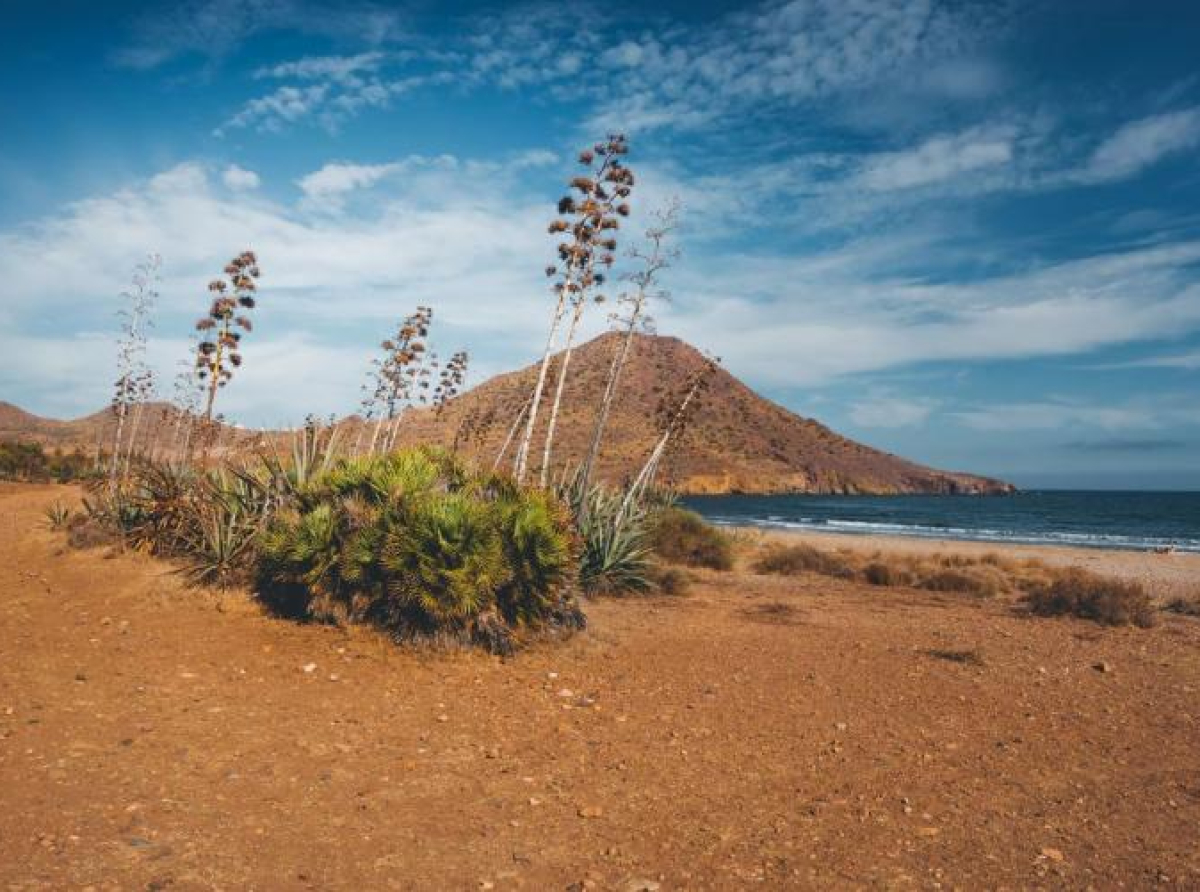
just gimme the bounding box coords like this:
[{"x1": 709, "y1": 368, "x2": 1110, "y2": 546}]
[{"x1": 682, "y1": 491, "x2": 1200, "y2": 554}]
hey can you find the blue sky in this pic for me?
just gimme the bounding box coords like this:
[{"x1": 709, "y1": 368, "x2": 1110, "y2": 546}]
[{"x1": 1, "y1": 0, "x2": 1199, "y2": 489}]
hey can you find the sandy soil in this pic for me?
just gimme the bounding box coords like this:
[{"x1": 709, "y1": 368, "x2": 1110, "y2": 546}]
[{"x1": 2, "y1": 482, "x2": 1200, "y2": 890}]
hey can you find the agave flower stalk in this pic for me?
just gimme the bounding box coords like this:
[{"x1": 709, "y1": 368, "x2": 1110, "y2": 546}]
[
  {"x1": 514, "y1": 135, "x2": 634, "y2": 485},
  {"x1": 367, "y1": 307, "x2": 432, "y2": 456},
  {"x1": 121, "y1": 367, "x2": 156, "y2": 475},
  {"x1": 493, "y1": 390, "x2": 534, "y2": 470},
  {"x1": 580, "y1": 201, "x2": 680, "y2": 496},
  {"x1": 109, "y1": 254, "x2": 160, "y2": 483},
  {"x1": 195, "y1": 250, "x2": 260, "y2": 424},
  {"x1": 617, "y1": 354, "x2": 717, "y2": 526}
]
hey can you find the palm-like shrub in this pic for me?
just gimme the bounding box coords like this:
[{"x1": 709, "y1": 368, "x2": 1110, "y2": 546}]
[{"x1": 256, "y1": 447, "x2": 581, "y2": 650}]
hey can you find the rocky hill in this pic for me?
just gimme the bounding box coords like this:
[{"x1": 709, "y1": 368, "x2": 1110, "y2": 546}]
[
  {"x1": 395, "y1": 333, "x2": 1012, "y2": 495},
  {"x1": 0, "y1": 334, "x2": 1012, "y2": 495}
]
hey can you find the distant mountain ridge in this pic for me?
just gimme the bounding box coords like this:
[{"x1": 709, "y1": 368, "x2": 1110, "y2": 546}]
[{"x1": 1, "y1": 334, "x2": 1014, "y2": 495}]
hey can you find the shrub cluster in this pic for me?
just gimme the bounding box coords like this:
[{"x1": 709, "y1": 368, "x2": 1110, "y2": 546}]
[
  {"x1": 750, "y1": 541, "x2": 1157, "y2": 627},
  {"x1": 1024, "y1": 567, "x2": 1156, "y2": 628},
  {"x1": 0, "y1": 441, "x2": 97, "y2": 483},
  {"x1": 257, "y1": 450, "x2": 582, "y2": 651},
  {"x1": 650, "y1": 507, "x2": 734, "y2": 571},
  {"x1": 75, "y1": 446, "x2": 584, "y2": 653}
]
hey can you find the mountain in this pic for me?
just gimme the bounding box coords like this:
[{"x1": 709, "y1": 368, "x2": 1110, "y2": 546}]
[
  {"x1": 394, "y1": 333, "x2": 1012, "y2": 495},
  {"x1": 0, "y1": 335, "x2": 1012, "y2": 494}
]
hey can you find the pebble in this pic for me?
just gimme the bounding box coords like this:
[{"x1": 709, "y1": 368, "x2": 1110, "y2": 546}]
[
  {"x1": 1040, "y1": 847, "x2": 1065, "y2": 862},
  {"x1": 558, "y1": 688, "x2": 574, "y2": 698},
  {"x1": 1093, "y1": 662, "x2": 1113, "y2": 674},
  {"x1": 302, "y1": 663, "x2": 317, "y2": 674},
  {"x1": 578, "y1": 806, "x2": 603, "y2": 819}
]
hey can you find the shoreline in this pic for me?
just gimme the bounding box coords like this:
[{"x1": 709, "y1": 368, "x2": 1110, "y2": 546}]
[{"x1": 727, "y1": 523, "x2": 1200, "y2": 599}]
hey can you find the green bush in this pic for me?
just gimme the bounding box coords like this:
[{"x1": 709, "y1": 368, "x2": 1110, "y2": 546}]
[
  {"x1": 650, "y1": 507, "x2": 733, "y2": 570},
  {"x1": 256, "y1": 449, "x2": 582, "y2": 651}
]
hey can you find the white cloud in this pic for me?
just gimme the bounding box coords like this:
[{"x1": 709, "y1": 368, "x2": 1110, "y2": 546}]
[
  {"x1": 297, "y1": 161, "x2": 402, "y2": 198},
  {"x1": 222, "y1": 164, "x2": 261, "y2": 190},
  {"x1": 853, "y1": 126, "x2": 1016, "y2": 191},
  {"x1": 953, "y1": 396, "x2": 1200, "y2": 432},
  {"x1": 1082, "y1": 106, "x2": 1200, "y2": 183},
  {"x1": 113, "y1": 0, "x2": 405, "y2": 70},
  {"x1": 256, "y1": 51, "x2": 386, "y2": 81},
  {"x1": 849, "y1": 396, "x2": 939, "y2": 428}
]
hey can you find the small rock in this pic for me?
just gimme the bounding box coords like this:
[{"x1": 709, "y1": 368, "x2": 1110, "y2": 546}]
[
  {"x1": 578, "y1": 805, "x2": 603, "y2": 819},
  {"x1": 917, "y1": 826, "x2": 940, "y2": 837},
  {"x1": 624, "y1": 880, "x2": 661, "y2": 892},
  {"x1": 485, "y1": 747, "x2": 500, "y2": 759},
  {"x1": 1093, "y1": 662, "x2": 1113, "y2": 674},
  {"x1": 436, "y1": 714, "x2": 449, "y2": 723},
  {"x1": 557, "y1": 688, "x2": 574, "y2": 698},
  {"x1": 834, "y1": 722, "x2": 848, "y2": 732},
  {"x1": 328, "y1": 674, "x2": 339, "y2": 682},
  {"x1": 302, "y1": 663, "x2": 317, "y2": 674},
  {"x1": 1041, "y1": 847, "x2": 1065, "y2": 862},
  {"x1": 478, "y1": 881, "x2": 495, "y2": 890}
]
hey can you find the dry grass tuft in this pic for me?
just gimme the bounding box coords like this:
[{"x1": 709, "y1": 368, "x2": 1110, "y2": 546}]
[
  {"x1": 926, "y1": 648, "x2": 984, "y2": 666},
  {"x1": 651, "y1": 508, "x2": 734, "y2": 571},
  {"x1": 647, "y1": 563, "x2": 691, "y2": 596},
  {"x1": 1024, "y1": 568, "x2": 1156, "y2": 628},
  {"x1": 742, "y1": 601, "x2": 804, "y2": 625},
  {"x1": 752, "y1": 543, "x2": 857, "y2": 579},
  {"x1": 1163, "y1": 596, "x2": 1200, "y2": 618},
  {"x1": 748, "y1": 539, "x2": 1161, "y2": 627}
]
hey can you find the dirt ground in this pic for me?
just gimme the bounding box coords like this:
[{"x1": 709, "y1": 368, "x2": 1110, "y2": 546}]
[{"x1": 3, "y1": 483, "x2": 1199, "y2": 891}]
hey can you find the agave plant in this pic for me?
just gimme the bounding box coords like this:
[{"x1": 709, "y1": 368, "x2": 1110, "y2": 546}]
[
  {"x1": 572, "y1": 481, "x2": 652, "y2": 595},
  {"x1": 41, "y1": 501, "x2": 73, "y2": 530}
]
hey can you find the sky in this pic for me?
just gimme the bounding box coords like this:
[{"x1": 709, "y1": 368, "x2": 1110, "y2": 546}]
[{"x1": 1, "y1": 0, "x2": 1199, "y2": 490}]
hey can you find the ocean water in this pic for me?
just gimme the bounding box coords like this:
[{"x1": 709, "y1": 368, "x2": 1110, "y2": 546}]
[{"x1": 682, "y1": 491, "x2": 1200, "y2": 553}]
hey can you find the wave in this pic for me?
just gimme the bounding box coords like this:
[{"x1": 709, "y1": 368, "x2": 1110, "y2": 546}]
[{"x1": 705, "y1": 515, "x2": 1200, "y2": 553}]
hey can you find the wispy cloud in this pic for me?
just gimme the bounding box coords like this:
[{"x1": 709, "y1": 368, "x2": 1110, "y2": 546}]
[
  {"x1": 848, "y1": 395, "x2": 940, "y2": 428},
  {"x1": 113, "y1": 0, "x2": 406, "y2": 71},
  {"x1": 1080, "y1": 106, "x2": 1200, "y2": 183},
  {"x1": 953, "y1": 396, "x2": 1200, "y2": 432},
  {"x1": 852, "y1": 125, "x2": 1017, "y2": 192}
]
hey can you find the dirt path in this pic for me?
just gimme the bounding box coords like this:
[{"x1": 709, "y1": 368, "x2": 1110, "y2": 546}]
[{"x1": 2, "y1": 483, "x2": 1199, "y2": 890}]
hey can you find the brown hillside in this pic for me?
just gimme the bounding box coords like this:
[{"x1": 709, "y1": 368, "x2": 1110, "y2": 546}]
[
  {"x1": 1, "y1": 335, "x2": 1011, "y2": 494},
  {"x1": 396, "y1": 332, "x2": 1012, "y2": 495}
]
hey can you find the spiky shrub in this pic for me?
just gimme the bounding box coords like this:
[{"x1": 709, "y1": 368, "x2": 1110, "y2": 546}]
[
  {"x1": 255, "y1": 448, "x2": 581, "y2": 651},
  {"x1": 572, "y1": 482, "x2": 652, "y2": 595}
]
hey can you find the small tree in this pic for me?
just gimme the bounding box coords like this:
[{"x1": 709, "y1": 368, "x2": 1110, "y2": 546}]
[
  {"x1": 195, "y1": 250, "x2": 260, "y2": 423},
  {"x1": 513, "y1": 135, "x2": 634, "y2": 485}
]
